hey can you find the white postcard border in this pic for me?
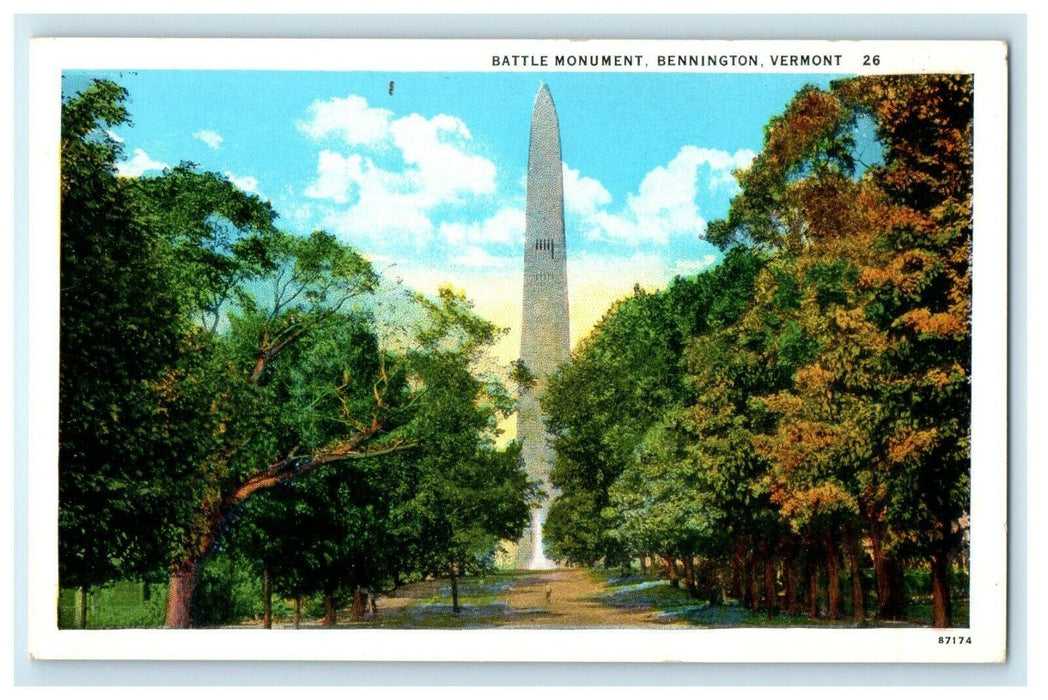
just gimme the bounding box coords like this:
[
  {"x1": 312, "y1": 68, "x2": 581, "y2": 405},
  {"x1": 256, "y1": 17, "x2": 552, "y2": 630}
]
[{"x1": 26, "y1": 37, "x2": 1009, "y2": 663}]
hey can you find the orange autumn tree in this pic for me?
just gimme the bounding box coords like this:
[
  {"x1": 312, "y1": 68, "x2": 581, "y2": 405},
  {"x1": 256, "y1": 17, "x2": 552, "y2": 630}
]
[
  {"x1": 839, "y1": 75, "x2": 972, "y2": 628},
  {"x1": 746, "y1": 176, "x2": 904, "y2": 623},
  {"x1": 705, "y1": 75, "x2": 972, "y2": 627}
]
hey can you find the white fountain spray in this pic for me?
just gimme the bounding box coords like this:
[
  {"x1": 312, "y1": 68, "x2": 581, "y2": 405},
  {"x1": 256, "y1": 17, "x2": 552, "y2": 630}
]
[{"x1": 527, "y1": 508, "x2": 556, "y2": 570}]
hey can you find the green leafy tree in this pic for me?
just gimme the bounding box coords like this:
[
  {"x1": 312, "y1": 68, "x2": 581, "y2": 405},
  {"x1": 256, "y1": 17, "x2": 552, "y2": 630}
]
[
  {"x1": 59, "y1": 80, "x2": 189, "y2": 621},
  {"x1": 216, "y1": 316, "x2": 403, "y2": 627},
  {"x1": 607, "y1": 415, "x2": 725, "y2": 600},
  {"x1": 391, "y1": 288, "x2": 533, "y2": 611},
  {"x1": 227, "y1": 456, "x2": 395, "y2": 627},
  {"x1": 155, "y1": 247, "x2": 411, "y2": 627},
  {"x1": 544, "y1": 249, "x2": 764, "y2": 568},
  {"x1": 62, "y1": 92, "x2": 403, "y2": 627},
  {"x1": 682, "y1": 316, "x2": 795, "y2": 613},
  {"x1": 542, "y1": 287, "x2": 685, "y2": 566}
]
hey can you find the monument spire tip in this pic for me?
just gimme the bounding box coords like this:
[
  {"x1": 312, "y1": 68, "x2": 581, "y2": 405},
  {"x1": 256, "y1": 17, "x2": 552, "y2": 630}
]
[{"x1": 535, "y1": 82, "x2": 554, "y2": 108}]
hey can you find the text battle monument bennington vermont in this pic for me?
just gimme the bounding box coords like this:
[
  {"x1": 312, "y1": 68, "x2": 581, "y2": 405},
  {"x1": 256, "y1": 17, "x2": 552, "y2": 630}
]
[{"x1": 516, "y1": 84, "x2": 570, "y2": 569}]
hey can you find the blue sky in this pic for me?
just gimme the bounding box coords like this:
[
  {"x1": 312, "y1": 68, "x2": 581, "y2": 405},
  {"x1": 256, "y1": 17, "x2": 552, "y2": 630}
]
[{"x1": 64, "y1": 69, "x2": 840, "y2": 363}]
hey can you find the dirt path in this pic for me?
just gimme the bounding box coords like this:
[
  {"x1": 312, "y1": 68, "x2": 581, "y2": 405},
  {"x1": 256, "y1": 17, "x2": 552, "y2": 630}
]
[
  {"x1": 498, "y1": 568, "x2": 685, "y2": 628},
  {"x1": 247, "y1": 568, "x2": 687, "y2": 629}
]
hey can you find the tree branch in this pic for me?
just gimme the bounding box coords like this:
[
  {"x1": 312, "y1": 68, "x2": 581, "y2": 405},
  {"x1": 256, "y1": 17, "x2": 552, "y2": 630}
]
[{"x1": 224, "y1": 434, "x2": 417, "y2": 510}]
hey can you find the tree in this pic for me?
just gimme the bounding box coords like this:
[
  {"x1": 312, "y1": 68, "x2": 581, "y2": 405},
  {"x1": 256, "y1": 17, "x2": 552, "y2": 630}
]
[
  {"x1": 156, "y1": 245, "x2": 412, "y2": 628},
  {"x1": 59, "y1": 80, "x2": 534, "y2": 631},
  {"x1": 705, "y1": 75, "x2": 972, "y2": 626},
  {"x1": 682, "y1": 312, "x2": 795, "y2": 614},
  {"x1": 607, "y1": 415, "x2": 725, "y2": 600},
  {"x1": 836, "y1": 75, "x2": 972, "y2": 627},
  {"x1": 738, "y1": 238, "x2": 913, "y2": 622},
  {"x1": 390, "y1": 288, "x2": 533, "y2": 612},
  {"x1": 543, "y1": 248, "x2": 764, "y2": 568},
  {"x1": 542, "y1": 287, "x2": 687, "y2": 566},
  {"x1": 229, "y1": 456, "x2": 395, "y2": 628},
  {"x1": 59, "y1": 80, "x2": 189, "y2": 618},
  {"x1": 219, "y1": 317, "x2": 403, "y2": 627},
  {"x1": 63, "y1": 102, "x2": 407, "y2": 627}
]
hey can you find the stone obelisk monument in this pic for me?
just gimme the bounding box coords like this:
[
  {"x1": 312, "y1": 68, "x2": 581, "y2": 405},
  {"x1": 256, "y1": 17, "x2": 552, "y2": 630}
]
[{"x1": 516, "y1": 84, "x2": 570, "y2": 569}]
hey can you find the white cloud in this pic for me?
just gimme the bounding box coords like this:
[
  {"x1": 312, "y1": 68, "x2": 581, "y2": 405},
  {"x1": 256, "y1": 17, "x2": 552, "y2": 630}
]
[
  {"x1": 571, "y1": 146, "x2": 756, "y2": 245},
  {"x1": 451, "y1": 245, "x2": 515, "y2": 269},
  {"x1": 115, "y1": 148, "x2": 169, "y2": 177},
  {"x1": 298, "y1": 95, "x2": 393, "y2": 146},
  {"x1": 223, "y1": 173, "x2": 257, "y2": 195},
  {"x1": 105, "y1": 130, "x2": 124, "y2": 143},
  {"x1": 562, "y1": 163, "x2": 611, "y2": 217},
  {"x1": 389, "y1": 113, "x2": 494, "y2": 204},
  {"x1": 298, "y1": 95, "x2": 498, "y2": 246},
  {"x1": 194, "y1": 129, "x2": 224, "y2": 150},
  {"x1": 304, "y1": 150, "x2": 366, "y2": 204},
  {"x1": 439, "y1": 207, "x2": 524, "y2": 246},
  {"x1": 322, "y1": 195, "x2": 435, "y2": 244}
]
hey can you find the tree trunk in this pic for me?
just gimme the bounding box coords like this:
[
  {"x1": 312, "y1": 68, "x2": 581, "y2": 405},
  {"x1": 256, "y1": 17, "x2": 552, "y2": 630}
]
[
  {"x1": 164, "y1": 504, "x2": 224, "y2": 628},
  {"x1": 763, "y1": 550, "x2": 778, "y2": 617},
  {"x1": 783, "y1": 540, "x2": 798, "y2": 616},
  {"x1": 142, "y1": 581, "x2": 151, "y2": 602},
  {"x1": 847, "y1": 532, "x2": 865, "y2": 624},
  {"x1": 351, "y1": 586, "x2": 367, "y2": 620},
  {"x1": 874, "y1": 552, "x2": 907, "y2": 620},
  {"x1": 740, "y1": 553, "x2": 754, "y2": 610},
  {"x1": 699, "y1": 559, "x2": 723, "y2": 604},
  {"x1": 887, "y1": 559, "x2": 907, "y2": 619},
  {"x1": 164, "y1": 561, "x2": 201, "y2": 629},
  {"x1": 870, "y1": 525, "x2": 888, "y2": 615},
  {"x1": 682, "y1": 555, "x2": 699, "y2": 598},
  {"x1": 825, "y1": 540, "x2": 842, "y2": 620},
  {"x1": 262, "y1": 568, "x2": 272, "y2": 629},
  {"x1": 294, "y1": 596, "x2": 302, "y2": 629},
  {"x1": 76, "y1": 586, "x2": 88, "y2": 629},
  {"x1": 729, "y1": 544, "x2": 746, "y2": 599},
  {"x1": 751, "y1": 561, "x2": 762, "y2": 613},
  {"x1": 869, "y1": 521, "x2": 906, "y2": 620},
  {"x1": 662, "y1": 554, "x2": 679, "y2": 588},
  {"x1": 730, "y1": 544, "x2": 744, "y2": 602},
  {"x1": 450, "y1": 569, "x2": 461, "y2": 613},
  {"x1": 321, "y1": 587, "x2": 336, "y2": 627},
  {"x1": 931, "y1": 544, "x2": 953, "y2": 628},
  {"x1": 808, "y1": 567, "x2": 820, "y2": 619}
]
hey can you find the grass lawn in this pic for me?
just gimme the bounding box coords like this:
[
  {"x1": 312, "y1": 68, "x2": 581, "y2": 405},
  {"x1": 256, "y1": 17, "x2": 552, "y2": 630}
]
[{"x1": 58, "y1": 581, "x2": 167, "y2": 629}]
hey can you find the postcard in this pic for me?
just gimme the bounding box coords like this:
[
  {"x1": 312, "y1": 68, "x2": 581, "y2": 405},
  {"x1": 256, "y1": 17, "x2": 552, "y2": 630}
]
[{"x1": 25, "y1": 37, "x2": 1008, "y2": 663}]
